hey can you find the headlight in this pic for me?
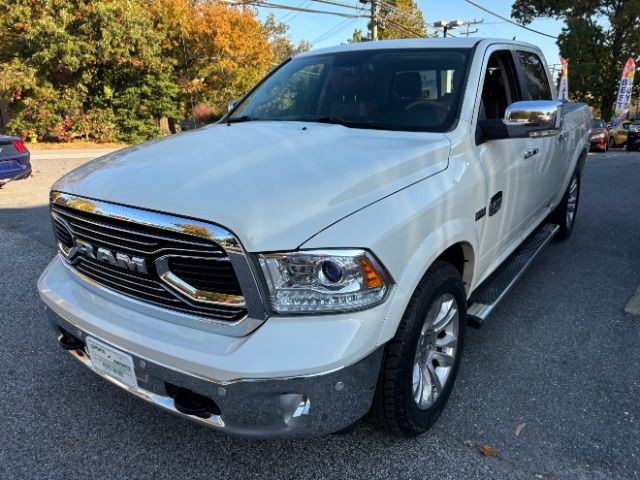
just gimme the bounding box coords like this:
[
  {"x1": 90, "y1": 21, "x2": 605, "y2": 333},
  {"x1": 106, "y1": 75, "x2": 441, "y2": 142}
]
[
  {"x1": 257, "y1": 249, "x2": 392, "y2": 314},
  {"x1": 591, "y1": 133, "x2": 605, "y2": 140}
]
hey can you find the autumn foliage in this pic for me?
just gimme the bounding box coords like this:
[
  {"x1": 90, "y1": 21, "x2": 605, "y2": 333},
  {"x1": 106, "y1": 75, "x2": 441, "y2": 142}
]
[{"x1": 0, "y1": 0, "x2": 299, "y2": 143}]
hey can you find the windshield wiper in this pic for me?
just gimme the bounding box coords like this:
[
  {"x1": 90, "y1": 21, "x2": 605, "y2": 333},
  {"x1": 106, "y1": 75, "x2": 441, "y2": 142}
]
[
  {"x1": 226, "y1": 115, "x2": 253, "y2": 124},
  {"x1": 312, "y1": 117, "x2": 397, "y2": 131}
]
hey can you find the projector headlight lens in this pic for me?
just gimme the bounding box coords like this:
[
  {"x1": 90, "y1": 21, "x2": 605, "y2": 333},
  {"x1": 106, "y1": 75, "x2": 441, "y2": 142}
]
[{"x1": 257, "y1": 249, "x2": 392, "y2": 314}]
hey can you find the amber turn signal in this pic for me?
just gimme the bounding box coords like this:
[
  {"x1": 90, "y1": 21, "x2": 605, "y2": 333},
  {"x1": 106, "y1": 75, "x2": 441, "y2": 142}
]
[{"x1": 360, "y1": 257, "x2": 384, "y2": 288}]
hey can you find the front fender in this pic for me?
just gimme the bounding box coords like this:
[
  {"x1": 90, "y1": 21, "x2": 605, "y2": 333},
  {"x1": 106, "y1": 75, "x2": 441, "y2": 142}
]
[
  {"x1": 301, "y1": 164, "x2": 482, "y2": 348},
  {"x1": 373, "y1": 218, "x2": 478, "y2": 346}
]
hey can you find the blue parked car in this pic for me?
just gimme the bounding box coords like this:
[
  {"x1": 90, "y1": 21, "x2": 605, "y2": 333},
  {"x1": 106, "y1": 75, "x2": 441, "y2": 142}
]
[{"x1": 0, "y1": 135, "x2": 31, "y2": 187}]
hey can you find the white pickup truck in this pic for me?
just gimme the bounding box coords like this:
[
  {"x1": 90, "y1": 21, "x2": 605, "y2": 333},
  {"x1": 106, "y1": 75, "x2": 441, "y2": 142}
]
[{"x1": 38, "y1": 38, "x2": 591, "y2": 438}]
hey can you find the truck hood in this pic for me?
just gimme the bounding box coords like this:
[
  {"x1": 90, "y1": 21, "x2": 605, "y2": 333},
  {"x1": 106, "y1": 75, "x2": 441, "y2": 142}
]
[{"x1": 54, "y1": 121, "x2": 450, "y2": 251}]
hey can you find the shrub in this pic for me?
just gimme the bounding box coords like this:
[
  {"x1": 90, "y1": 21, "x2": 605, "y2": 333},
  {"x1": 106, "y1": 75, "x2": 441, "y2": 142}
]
[
  {"x1": 192, "y1": 103, "x2": 215, "y2": 123},
  {"x1": 73, "y1": 109, "x2": 118, "y2": 143}
]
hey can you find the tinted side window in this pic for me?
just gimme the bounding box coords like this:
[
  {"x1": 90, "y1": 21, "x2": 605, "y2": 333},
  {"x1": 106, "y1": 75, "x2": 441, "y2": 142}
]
[{"x1": 517, "y1": 51, "x2": 552, "y2": 101}]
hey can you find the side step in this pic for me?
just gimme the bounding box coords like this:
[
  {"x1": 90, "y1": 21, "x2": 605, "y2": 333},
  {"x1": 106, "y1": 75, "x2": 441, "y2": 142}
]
[{"x1": 467, "y1": 224, "x2": 560, "y2": 328}]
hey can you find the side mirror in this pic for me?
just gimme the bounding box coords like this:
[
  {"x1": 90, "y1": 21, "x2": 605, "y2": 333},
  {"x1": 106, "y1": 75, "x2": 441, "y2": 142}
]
[
  {"x1": 478, "y1": 100, "x2": 563, "y2": 143},
  {"x1": 227, "y1": 99, "x2": 240, "y2": 113},
  {"x1": 504, "y1": 100, "x2": 562, "y2": 129}
]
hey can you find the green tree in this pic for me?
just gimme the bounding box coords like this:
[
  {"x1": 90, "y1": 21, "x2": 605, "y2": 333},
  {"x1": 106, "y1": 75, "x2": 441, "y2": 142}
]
[
  {"x1": 512, "y1": 0, "x2": 640, "y2": 120},
  {"x1": 262, "y1": 14, "x2": 311, "y2": 65},
  {"x1": 0, "y1": 0, "x2": 280, "y2": 143},
  {"x1": 349, "y1": 28, "x2": 369, "y2": 43},
  {"x1": 150, "y1": 0, "x2": 274, "y2": 121},
  {"x1": 0, "y1": 0, "x2": 178, "y2": 143}
]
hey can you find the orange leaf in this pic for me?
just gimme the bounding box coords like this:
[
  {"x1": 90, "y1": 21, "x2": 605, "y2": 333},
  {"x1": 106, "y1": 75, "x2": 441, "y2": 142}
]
[{"x1": 479, "y1": 444, "x2": 499, "y2": 457}]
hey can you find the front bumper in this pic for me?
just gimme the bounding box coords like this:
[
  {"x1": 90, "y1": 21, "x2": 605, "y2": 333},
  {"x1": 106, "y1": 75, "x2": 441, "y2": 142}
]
[
  {"x1": 589, "y1": 136, "x2": 607, "y2": 150},
  {"x1": 39, "y1": 256, "x2": 386, "y2": 437},
  {"x1": 46, "y1": 308, "x2": 383, "y2": 437}
]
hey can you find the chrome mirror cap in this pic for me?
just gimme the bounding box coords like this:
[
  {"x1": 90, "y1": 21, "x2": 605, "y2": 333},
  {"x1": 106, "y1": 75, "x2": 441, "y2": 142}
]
[{"x1": 503, "y1": 100, "x2": 563, "y2": 129}]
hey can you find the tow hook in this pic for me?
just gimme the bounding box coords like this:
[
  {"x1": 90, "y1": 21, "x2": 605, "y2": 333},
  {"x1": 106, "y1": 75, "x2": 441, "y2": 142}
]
[{"x1": 58, "y1": 330, "x2": 84, "y2": 351}]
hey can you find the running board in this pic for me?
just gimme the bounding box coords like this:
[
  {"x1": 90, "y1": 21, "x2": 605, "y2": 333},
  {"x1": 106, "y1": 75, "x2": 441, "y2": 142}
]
[{"x1": 467, "y1": 224, "x2": 560, "y2": 328}]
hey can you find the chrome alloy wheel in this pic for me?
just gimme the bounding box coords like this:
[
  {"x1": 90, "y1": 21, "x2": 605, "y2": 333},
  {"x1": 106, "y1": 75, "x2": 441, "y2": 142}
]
[
  {"x1": 412, "y1": 293, "x2": 459, "y2": 410},
  {"x1": 566, "y1": 175, "x2": 579, "y2": 228}
]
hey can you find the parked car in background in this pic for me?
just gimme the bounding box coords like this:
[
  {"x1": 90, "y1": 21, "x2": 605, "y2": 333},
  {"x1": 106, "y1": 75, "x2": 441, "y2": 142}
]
[
  {"x1": 626, "y1": 120, "x2": 640, "y2": 151},
  {"x1": 608, "y1": 120, "x2": 631, "y2": 148},
  {"x1": 589, "y1": 118, "x2": 608, "y2": 152},
  {"x1": 0, "y1": 135, "x2": 31, "y2": 187}
]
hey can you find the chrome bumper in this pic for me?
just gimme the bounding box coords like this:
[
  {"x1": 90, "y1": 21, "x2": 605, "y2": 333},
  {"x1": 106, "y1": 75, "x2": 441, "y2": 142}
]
[{"x1": 45, "y1": 307, "x2": 383, "y2": 438}]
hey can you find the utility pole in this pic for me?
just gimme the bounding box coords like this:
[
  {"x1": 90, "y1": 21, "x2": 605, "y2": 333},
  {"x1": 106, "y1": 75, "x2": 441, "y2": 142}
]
[
  {"x1": 359, "y1": 0, "x2": 378, "y2": 40},
  {"x1": 370, "y1": 0, "x2": 378, "y2": 40},
  {"x1": 462, "y1": 18, "x2": 483, "y2": 37}
]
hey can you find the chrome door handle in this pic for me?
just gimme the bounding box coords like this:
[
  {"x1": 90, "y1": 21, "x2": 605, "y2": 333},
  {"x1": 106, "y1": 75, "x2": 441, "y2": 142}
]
[{"x1": 523, "y1": 148, "x2": 539, "y2": 159}]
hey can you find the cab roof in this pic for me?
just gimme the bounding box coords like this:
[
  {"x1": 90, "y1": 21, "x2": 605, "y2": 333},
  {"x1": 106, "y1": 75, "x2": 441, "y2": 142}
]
[{"x1": 296, "y1": 37, "x2": 539, "y2": 58}]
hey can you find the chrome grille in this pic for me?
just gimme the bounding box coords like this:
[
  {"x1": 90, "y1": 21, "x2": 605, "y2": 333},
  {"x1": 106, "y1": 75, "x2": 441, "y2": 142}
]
[{"x1": 50, "y1": 194, "x2": 250, "y2": 322}]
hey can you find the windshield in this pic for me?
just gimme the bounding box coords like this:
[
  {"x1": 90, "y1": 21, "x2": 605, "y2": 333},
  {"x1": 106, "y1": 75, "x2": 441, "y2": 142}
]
[
  {"x1": 592, "y1": 119, "x2": 605, "y2": 129},
  {"x1": 229, "y1": 48, "x2": 470, "y2": 132}
]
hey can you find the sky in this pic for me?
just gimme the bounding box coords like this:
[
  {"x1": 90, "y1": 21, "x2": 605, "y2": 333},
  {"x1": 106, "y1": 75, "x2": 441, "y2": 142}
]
[{"x1": 256, "y1": 0, "x2": 564, "y2": 71}]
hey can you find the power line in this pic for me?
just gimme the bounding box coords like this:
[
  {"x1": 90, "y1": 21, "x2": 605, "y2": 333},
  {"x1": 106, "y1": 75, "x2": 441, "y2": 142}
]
[
  {"x1": 237, "y1": 0, "x2": 366, "y2": 18},
  {"x1": 310, "y1": 0, "x2": 363, "y2": 11},
  {"x1": 385, "y1": 18, "x2": 424, "y2": 38},
  {"x1": 277, "y1": 0, "x2": 313, "y2": 23},
  {"x1": 463, "y1": 0, "x2": 558, "y2": 39},
  {"x1": 311, "y1": 17, "x2": 359, "y2": 44}
]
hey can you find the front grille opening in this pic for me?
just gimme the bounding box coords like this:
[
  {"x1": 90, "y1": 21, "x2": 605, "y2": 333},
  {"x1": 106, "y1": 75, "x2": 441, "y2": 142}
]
[
  {"x1": 167, "y1": 257, "x2": 243, "y2": 296},
  {"x1": 165, "y1": 382, "x2": 222, "y2": 418},
  {"x1": 51, "y1": 201, "x2": 247, "y2": 322}
]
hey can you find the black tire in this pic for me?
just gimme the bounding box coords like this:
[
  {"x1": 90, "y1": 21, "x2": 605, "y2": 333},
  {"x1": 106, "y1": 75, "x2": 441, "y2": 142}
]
[
  {"x1": 608, "y1": 137, "x2": 616, "y2": 149},
  {"x1": 372, "y1": 261, "x2": 466, "y2": 437},
  {"x1": 550, "y1": 170, "x2": 580, "y2": 240}
]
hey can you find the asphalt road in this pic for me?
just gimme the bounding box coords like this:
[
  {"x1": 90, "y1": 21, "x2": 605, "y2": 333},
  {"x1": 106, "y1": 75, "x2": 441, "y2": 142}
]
[{"x1": 1, "y1": 149, "x2": 639, "y2": 480}]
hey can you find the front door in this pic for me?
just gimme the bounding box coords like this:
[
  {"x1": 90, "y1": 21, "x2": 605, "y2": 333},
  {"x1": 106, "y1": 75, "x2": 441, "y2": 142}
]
[{"x1": 475, "y1": 49, "x2": 540, "y2": 273}]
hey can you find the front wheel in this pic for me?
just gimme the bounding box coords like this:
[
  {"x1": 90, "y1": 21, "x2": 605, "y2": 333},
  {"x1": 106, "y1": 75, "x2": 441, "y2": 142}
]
[
  {"x1": 550, "y1": 171, "x2": 580, "y2": 240},
  {"x1": 608, "y1": 137, "x2": 616, "y2": 149},
  {"x1": 372, "y1": 261, "x2": 466, "y2": 437}
]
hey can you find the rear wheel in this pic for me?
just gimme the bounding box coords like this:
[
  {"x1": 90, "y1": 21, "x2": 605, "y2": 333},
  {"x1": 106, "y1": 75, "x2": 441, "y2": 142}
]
[
  {"x1": 608, "y1": 137, "x2": 616, "y2": 149},
  {"x1": 372, "y1": 261, "x2": 466, "y2": 437},
  {"x1": 550, "y1": 171, "x2": 580, "y2": 240}
]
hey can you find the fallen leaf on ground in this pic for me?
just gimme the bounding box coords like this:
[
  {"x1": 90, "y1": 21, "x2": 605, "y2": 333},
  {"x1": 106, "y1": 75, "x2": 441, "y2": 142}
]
[
  {"x1": 64, "y1": 438, "x2": 87, "y2": 446},
  {"x1": 514, "y1": 422, "x2": 527, "y2": 437},
  {"x1": 479, "y1": 444, "x2": 499, "y2": 457},
  {"x1": 463, "y1": 439, "x2": 476, "y2": 448}
]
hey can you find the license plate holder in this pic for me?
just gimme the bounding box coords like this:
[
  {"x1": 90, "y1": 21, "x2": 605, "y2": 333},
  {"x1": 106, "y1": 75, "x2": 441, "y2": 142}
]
[{"x1": 85, "y1": 337, "x2": 138, "y2": 389}]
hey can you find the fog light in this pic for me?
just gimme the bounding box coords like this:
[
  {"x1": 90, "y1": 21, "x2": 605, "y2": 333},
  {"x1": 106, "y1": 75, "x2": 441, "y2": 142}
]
[{"x1": 279, "y1": 393, "x2": 311, "y2": 428}]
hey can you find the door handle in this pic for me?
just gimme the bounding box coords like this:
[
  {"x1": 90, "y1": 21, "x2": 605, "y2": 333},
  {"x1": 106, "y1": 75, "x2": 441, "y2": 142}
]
[{"x1": 523, "y1": 148, "x2": 539, "y2": 159}]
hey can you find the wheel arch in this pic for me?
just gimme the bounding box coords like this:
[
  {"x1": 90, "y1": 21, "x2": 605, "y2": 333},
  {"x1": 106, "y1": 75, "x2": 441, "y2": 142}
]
[
  {"x1": 375, "y1": 223, "x2": 478, "y2": 347},
  {"x1": 435, "y1": 242, "x2": 475, "y2": 296},
  {"x1": 576, "y1": 147, "x2": 588, "y2": 176}
]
